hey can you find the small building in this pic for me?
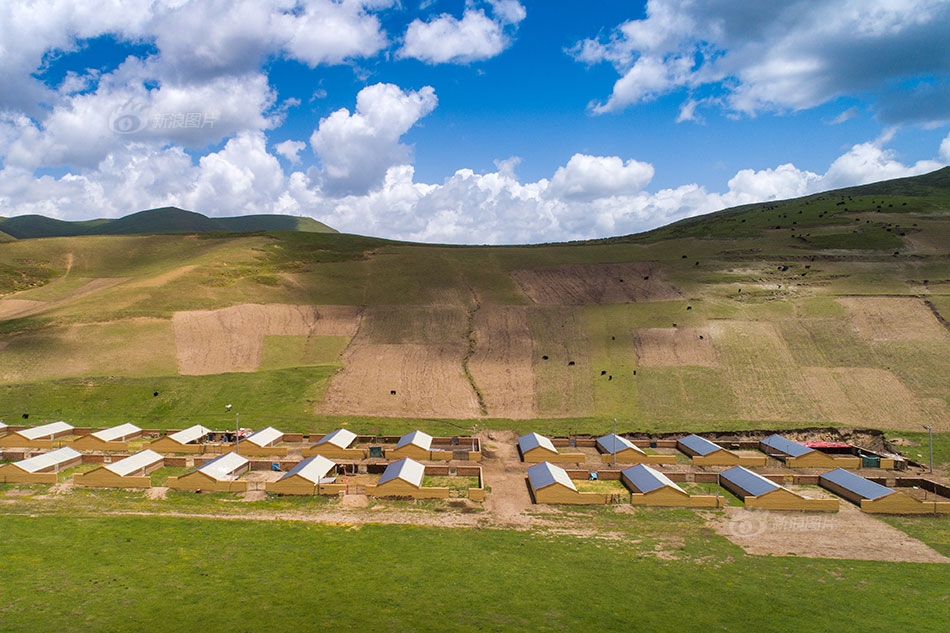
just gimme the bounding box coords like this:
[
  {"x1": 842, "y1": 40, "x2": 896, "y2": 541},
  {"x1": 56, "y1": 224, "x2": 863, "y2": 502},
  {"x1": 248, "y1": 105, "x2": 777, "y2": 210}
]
[
  {"x1": 237, "y1": 426, "x2": 287, "y2": 457},
  {"x1": 303, "y1": 429, "x2": 364, "y2": 459},
  {"x1": 720, "y1": 466, "x2": 838, "y2": 511},
  {"x1": 368, "y1": 457, "x2": 448, "y2": 499},
  {"x1": 526, "y1": 462, "x2": 607, "y2": 505},
  {"x1": 597, "y1": 433, "x2": 676, "y2": 465},
  {"x1": 148, "y1": 425, "x2": 211, "y2": 454},
  {"x1": 389, "y1": 430, "x2": 434, "y2": 460},
  {"x1": 621, "y1": 464, "x2": 721, "y2": 508},
  {"x1": 519, "y1": 433, "x2": 559, "y2": 462},
  {"x1": 518, "y1": 433, "x2": 585, "y2": 463},
  {"x1": 167, "y1": 452, "x2": 249, "y2": 492},
  {"x1": 266, "y1": 455, "x2": 342, "y2": 496},
  {"x1": 677, "y1": 434, "x2": 766, "y2": 467},
  {"x1": 0, "y1": 447, "x2": 83, "y2": 484},
  {"x1": 819, "y1": 468, "x2": 949, "y2": 514},
  {"x1": 73, "y1": 450, "x2": 164, "y2": 488},
  {"x1": 71, "y1": 423, "x2": 143, "y2": 451},
  {"x1": 759, "y1": 434, "x2": 859, "y2": 469},
  {"x1": 0, "y1": 421, "x2": 75, "y2": 448}
]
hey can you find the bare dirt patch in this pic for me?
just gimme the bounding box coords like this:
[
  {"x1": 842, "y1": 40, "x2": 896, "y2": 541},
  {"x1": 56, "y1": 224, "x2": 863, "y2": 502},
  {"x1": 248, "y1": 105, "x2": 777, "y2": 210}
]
[
  {"x1": 172, "y1": 304, "x2": 361, "y2": 374},
  {"x1": 511, "y1": 263, "x2": 681, "y2": 305},
  {"x1": 633, "y1": 327, "x2": 718, "y2": 367},
  {"x1": 709, "y1": 504, "x2": 948, "y2": 563},
  {"x1": 839, "y1": 296, "x2": 949, "y2": 342},
  {"x1": 468, "y1": 306, "x2": 536, "y2": 418},
  {"x1": 803, "y1": 367, "x2": 950, "y2": 431}
]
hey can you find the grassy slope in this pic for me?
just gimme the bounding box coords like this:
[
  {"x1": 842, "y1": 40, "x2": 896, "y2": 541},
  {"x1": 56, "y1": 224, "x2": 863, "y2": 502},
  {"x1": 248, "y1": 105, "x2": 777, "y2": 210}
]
[{"x1": 0, "y1": 171, "x2": 947, "y2": 433}]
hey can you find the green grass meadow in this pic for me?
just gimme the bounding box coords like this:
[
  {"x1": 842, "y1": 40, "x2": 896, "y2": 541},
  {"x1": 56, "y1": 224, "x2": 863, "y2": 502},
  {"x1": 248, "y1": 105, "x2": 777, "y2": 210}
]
[{"x1": 0, "y1": 510, "x2": 947, "y2": 633}]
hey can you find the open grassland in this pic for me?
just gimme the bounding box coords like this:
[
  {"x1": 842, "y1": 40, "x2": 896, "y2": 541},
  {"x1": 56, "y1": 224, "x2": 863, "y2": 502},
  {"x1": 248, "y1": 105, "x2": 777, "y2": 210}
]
[{"x1": 0, "y1": 510, "x2": 947, "y2": 633}]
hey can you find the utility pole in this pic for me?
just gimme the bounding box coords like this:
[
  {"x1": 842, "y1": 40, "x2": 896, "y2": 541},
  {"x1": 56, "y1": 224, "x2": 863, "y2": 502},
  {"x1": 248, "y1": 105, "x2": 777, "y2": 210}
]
[{"x1": 923, "y1": 425, "x2": 933, "y2": 474}]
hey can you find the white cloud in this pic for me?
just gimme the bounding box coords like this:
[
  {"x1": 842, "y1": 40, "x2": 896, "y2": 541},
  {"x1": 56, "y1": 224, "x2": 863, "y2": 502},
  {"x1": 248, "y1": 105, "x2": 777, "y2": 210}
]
[
  {"x1": 940, "y1": 133, "x2": 950, "y2": 163},
  {"x1": 575, "y1": 0, "x2": 950, "y2": 123},
  {"x1": 278, "y1": 0, "x2": 391, "y2": 67},
  {"x1": 275, "y1": 140, "x2": 307, "y2": 164},
  {"x1": 548, "y1": 154, "x2": 654, "y2": 201},
  {"x1": 398, "y1": 2, "x2": 526, "y2": 64},
  {"x1": 309, "y1": 83, "x2": 438, "y2": 195},
  {"x1": 1, "y1": 132, "x2": 946, "y2": 244},
  {"x1": 4, "y1": 68, "x2": 278, "y2": 170}
]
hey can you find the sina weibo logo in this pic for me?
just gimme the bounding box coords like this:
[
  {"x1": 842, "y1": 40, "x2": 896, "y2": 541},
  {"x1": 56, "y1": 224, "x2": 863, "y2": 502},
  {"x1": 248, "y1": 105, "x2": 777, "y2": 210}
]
[{"x1": 109, "y1": 103, "x2": 150, "y2": 134}]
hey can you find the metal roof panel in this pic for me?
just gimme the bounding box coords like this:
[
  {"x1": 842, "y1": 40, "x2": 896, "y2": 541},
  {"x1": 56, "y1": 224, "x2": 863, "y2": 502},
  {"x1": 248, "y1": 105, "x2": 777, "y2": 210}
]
[
  {"x1": 621, "y1": 463, "x2": 683, "y2": 494},
  {"x1": 820, "y1": 468, "x2": 894, "y2": 501},
  {"x1": 760, "y1": 434, "x2": 812, "y2": 457},
  {"x1": 518, "y1": 432, "x2": 557, "y2": 454},
  {"x1": 19, "y1": 421, "x2": 74, "y2": 440},
  {"x1": 281, "y1": 455, "x2": 336, "y2": 484},
  {"x1": 720, "y1": 466, "x2": 781, "y2": 497},
  {"x1": 197, "y1": 452, "x2": 249, "y2": 481},
  {"x1": 315, "y1": 428, "x2": 358, "y2": 449},
  {"x1": 104, "y1": 450, "x2": 164, "y2": 477},
  {"x1": 92, "y1": 423, "x2": 142, "y2": 442},
  {"x1": 244, "y1": 426, "x2": 283, "y2": 448},
  {"x1": 16, "y1": 447, "x2": 82, "y2": 473},
  {"x1": 677, "y1": 434, "x2": 721, "y2": 456},
  {"x1": 527, "y1": 462, "x2": 577, "y2": 492},
  {"x1": 597, "y1": 434, "x2": 644, "y2": 455}
]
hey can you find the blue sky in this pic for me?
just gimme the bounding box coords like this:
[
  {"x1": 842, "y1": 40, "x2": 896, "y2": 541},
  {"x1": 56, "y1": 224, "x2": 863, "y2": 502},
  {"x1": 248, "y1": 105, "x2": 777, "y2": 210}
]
[{"x1": 1, "y1": 0, "x2": 949, "y2": 244}]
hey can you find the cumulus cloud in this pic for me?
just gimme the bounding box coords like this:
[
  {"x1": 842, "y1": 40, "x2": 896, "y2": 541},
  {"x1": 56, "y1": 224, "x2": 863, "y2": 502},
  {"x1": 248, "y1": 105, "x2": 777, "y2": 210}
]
[
  {"x1": 309, "y1": 83, "x2": 438, "y2": 196},
  {"x1": 548, "y1": 154, "x2": 654, "y2": 201},
  {"x1": 573, "y1": 0, "x2": 950, "y2": 123},
  {"x1": 275, "y1": 140, "x2": 307, "y2": 164},
  {"x1": 398, "y1": 1, "x2": 526, "y2": 64},
  {"x1": 4, "y1": 129, "x2": 944, "y2": 245}
]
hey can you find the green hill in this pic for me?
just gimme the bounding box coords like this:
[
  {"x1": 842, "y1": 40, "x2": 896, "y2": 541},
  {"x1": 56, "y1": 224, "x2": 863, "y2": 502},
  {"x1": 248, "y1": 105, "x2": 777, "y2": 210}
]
[
  {"x1": 0, "y1": 168, "x2": 947, "y2": 436},
  {"x1": 0, "y1": 207, "x2": 338, "y2": 239}
]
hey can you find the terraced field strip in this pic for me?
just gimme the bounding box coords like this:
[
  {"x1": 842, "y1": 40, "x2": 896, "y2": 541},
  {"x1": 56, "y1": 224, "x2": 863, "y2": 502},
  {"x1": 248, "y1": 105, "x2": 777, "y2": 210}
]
[
  {"x1": 468, "y1": 305, "x2": 536, "y2": 419},
  {"x1": 839, "y1": 296, "x2": 950, "y2": 342},
  {"x1": 529, "y1": 307, "x2": 593, "y2": 418},
  {"x1": 318, "y1": 305, "x2": 481, "y2": 418},
  {"x1": 802, "y1": 367, "x2": 950, "y2": 430},
  {"x1": 173, "y1": 304, "x2": 360, "y2": 375},
  {"x1": 1, "y1": 318, "x2": 177, "y2": 382},
  {"x1": 711, "y1": 320, "x2": 823, "y2": 422}
]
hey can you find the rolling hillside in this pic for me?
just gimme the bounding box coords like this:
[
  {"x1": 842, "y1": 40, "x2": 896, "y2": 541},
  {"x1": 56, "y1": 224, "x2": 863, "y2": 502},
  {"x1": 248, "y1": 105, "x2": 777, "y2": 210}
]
[
  {"x1": 0, "y1": 169, "x2": 948, "y2": 435},
  {"x1": 0, "y1": 206, "x2": 337, "y2": 239}
]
